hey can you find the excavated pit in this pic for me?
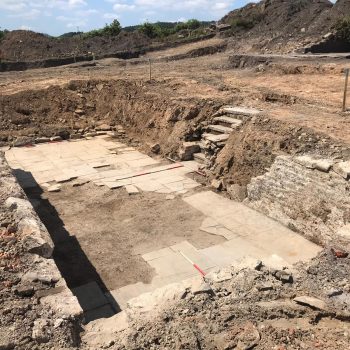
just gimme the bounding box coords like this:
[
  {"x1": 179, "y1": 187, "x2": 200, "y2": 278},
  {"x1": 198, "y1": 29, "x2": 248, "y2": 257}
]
[{"x1": 1, "y1": 79, "x2": 350, "y2": 347}]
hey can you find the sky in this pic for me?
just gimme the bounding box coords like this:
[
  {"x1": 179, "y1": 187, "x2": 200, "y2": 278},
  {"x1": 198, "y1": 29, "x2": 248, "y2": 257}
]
[{"x1": 0, "y1": 0, "x2": 256, "y2": 36}]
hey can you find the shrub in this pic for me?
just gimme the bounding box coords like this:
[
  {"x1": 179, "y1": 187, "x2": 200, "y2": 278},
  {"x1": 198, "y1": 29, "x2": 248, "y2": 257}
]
[
  {"x1": 0, "y1": 28, "x2": 8, "y2": 41},
  {"x1": 138, "y1": 22, "x2": 161, "y2": 38},
  {"x1": 288, "y1": 0, "x2": 309, "y2": 16},
  {"x1": 335, "y1": 16, "x2": 350, "y2": 43},
  {"x1": 231, "y1": 18, "x2": 255, "y2": 30},
  {"x1": 83, "y1": 19, "x2": 121, "y2": 39}
]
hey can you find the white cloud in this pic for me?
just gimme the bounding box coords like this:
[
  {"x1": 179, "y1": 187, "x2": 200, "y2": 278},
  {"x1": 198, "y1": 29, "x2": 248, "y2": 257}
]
[
  {"x1": 113, "y1": 3, "x2": 136, "y2": 11},
  {"x1": 103, "y1": 12, "x2": 120, "y2": 19},
  {"x1": 8, "y1": 9, "x2": 41, "y2": 20}
]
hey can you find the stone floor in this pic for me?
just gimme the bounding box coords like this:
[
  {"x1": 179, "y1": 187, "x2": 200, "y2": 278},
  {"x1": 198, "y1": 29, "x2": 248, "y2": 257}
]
[
  {"x1": 4, "y1": 136, "x2": 200, "y2": 194},
  {"x1": 110, "y1": 191, "x2": 322, "y2": 309},
  {"x1": 5, "y1": 136, "x2": 322, "y2": 314}
]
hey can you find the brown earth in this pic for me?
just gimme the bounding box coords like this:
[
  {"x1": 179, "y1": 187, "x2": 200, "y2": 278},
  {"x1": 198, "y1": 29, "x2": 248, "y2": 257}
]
[
  {"x1": 221, "y1": 0, "x2": 350, "y2": 53},
  {"x1": 0, "y1": 30, "x2": 152, "y2": 61},
  {"x1": 24, "y1": 183, "x2": 223, "y2": 293}
]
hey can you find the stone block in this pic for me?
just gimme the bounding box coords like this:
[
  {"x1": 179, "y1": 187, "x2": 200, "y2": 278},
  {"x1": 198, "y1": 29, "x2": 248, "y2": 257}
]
[
  {"x1": 227, "y1": 184, "x2": 247, "y2": 201},
  {"x1": 179, "y1": 142, "x2": 201, "y2": 161},
  {"x1": 333, "y1": 161, "x2": 350, "y2": 179}
]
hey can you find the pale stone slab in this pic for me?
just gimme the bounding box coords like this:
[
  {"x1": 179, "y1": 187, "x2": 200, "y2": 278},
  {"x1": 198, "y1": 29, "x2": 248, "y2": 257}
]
[
  {"x1": 72, "y1": 282, "x2": 110, "y2": 312},
  {"x1": 125, "y1": 185, "x2": 139, "y2": 195},
  {"x1": 142, "y1": 247, "x2": 174, "y2": 262},
  {"x1": 222, "y1": 106, "x2": 261, "y2": 116},
  {"x1": 334, "y1": 161, "x2": 350, "y2": 179},
  {"x1": 184, "y1": 191, "x2": 322, "y2": 265}
]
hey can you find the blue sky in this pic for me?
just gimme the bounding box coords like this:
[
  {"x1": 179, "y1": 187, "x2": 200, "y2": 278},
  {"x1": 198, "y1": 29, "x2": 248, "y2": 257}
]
[{"x1": 0, "y1": 0, "x2": 255, "y2": 35}]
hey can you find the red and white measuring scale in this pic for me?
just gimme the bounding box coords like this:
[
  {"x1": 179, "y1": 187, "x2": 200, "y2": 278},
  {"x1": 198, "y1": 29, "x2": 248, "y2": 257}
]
[{"x1": 179, "y1": 251, "x2": 206, "y2": 277}]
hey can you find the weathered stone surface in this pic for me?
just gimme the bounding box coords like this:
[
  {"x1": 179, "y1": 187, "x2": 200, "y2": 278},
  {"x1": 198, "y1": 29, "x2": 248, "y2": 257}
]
[
  {"x1": 5, "y1": 197, "x2": 54, "y2": 258},
  {"x1": 247, "y1": 155, "x2": 350, "y2": 245},
  {"x1": 227, "y1": 184, "x2": 247, "y2": 201},
  {"x1": 74, "y1": 109, "x2": 84, "y2": 115},
  {"x1": 183, "y1": 106, "x2": 199, "y2": 120},
  {"x1": 211, "y1": 179, "x2": 223, "y2": 191},
  {"x1": 333, "y1": 161, "x2": 350, "y2": 179},
  {"x1": 236, "y1": 322, "x2": 260, "y2": 350},
  {"x1": 83, "y1": 311, "x2": 129, "y2": 348},
  {"x1": 179, "y1": 142, "x2": 201, "y2": 161},
  {"x1": 191, "y1": 279, "x2": 213, "y2": 295},
  {"x1": 205, "y1": 267, "x2": 232, "y2": 283},
  {"x1": 294, "y1": 296, "x2": 327, "y2": 310},
  {"x1": 13, "y1": 136, "x2": 33, "y2": 147},
  {"x1": 35, "y1": 137, "x2": 50, "y2": 144},
  {"x1": 70, "y1": 134, "x2": 82, "y2": 140},
  {"x1": 165, "y1": 107, "x2": 182, "y2": 123},
  {"x1": 41, "y1": 289, "x2": 82, "y2": 319},
  {"x1": 48, "y1": 184, "x2": 61, "y2": 192},
  {"x1": 50, "y1": 136, "x2": 62, "y2": 142},
  {"x1": 96, "y1": 124, "x2": 112, "y2": 131},
  {"x1": 125, "y1": 185, "x2": 139, "y2": 195},
  {"x1": 32, "y1": 319, "x2": 49, "y2": 343},
  {"x1": 274, "y1": 270, "x2": 293, "y2": 283},
  {"x1": 150, "y1": 143, "x2": 160, "y2": 154}
]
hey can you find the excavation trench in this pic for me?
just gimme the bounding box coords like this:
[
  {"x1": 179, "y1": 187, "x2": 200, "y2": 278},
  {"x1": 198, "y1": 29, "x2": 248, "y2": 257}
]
[{"x1": 3, "y1": 80, "x2": 350, "y2": 325}]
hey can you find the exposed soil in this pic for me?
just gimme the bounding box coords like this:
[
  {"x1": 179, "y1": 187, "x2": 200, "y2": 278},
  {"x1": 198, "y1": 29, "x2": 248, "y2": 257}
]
[
  {"x1": 25, "y1": 183, "x2": 224, "y2": 292},
  {"x1": 220, "y1": 0, "x2": 350, "y2": 53},
  {"x1": 0, "y1": 30, "x2": 152, "y2": 62}
]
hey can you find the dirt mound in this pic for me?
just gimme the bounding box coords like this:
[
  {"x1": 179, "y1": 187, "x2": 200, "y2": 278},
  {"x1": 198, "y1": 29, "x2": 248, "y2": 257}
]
[
  {"x1": 0, "y1": 30, "x2": 152, "y2": 61},
  {"x1": 220, "y1": 0, "x2": 350, "y2": 53}
]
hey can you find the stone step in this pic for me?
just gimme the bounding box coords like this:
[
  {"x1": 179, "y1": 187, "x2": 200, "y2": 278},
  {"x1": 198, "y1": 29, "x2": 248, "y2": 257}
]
[
  {"x1": 199, "y1": 141, "x2": 207, "y2": 150},
  {"x1": 213, "y1": 116, "x2": 243, "y2": 128},
  {"x1": 208, "y1": 124, "x2": 233, "y2": 134},
  {"x1": 222, "y1": 106, "x2": 261, "y2": 118},
  {"x1": 202, "y1": 133, "x2": 230, "y2": 143},
  {"x1": 193, "y1": 152, "x2": 207, "y2": 164}
]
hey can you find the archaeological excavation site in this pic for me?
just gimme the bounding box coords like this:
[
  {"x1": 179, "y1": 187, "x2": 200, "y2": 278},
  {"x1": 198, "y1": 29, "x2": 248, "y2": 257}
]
[{"x1": 1, "y1": 1, "x2": 350, "y2": 349}]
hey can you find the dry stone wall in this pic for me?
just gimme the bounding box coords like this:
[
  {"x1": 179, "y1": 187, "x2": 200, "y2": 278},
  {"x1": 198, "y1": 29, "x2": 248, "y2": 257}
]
[{"x1": 246, "y1": 155, "x2": 350, "y2": 248}]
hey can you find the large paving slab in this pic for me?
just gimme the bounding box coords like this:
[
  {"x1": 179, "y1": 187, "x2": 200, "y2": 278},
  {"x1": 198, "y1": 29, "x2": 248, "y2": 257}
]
[
  {"x1": 5, "y1": 137, "x2": 200, "y2": 195},
  {"x1": 184, "y1": 191, "x2": 322, "y2": 265}
]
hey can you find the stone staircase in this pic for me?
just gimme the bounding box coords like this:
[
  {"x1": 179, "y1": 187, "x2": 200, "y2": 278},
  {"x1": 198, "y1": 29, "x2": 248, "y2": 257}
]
[{"x1": 192, "y1": 106, "x2": 261, "y2": 167}]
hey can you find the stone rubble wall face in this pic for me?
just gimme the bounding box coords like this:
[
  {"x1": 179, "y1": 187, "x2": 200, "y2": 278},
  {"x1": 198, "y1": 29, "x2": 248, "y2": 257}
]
[
  {"x1": 0, "y1": 151, "x2": 82, "y2": 347},
  {"x1": 246, "y1": 155, "x2": 350, "y2": 246}
]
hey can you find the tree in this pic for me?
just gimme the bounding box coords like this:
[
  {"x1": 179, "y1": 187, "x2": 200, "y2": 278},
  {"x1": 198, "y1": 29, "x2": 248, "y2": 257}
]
[
  {"x1": 186, "y1": 19, "x2": 200, "y2": 30},
  {"x1": 335, "y1": 16, "x2": 350, "y2": 43},
  {"x1": 106, "y1": 19, "x2": 121, "y2": 36},
  {"x1": 138, "y1": 22, "x2": 160, "y2": 38}
]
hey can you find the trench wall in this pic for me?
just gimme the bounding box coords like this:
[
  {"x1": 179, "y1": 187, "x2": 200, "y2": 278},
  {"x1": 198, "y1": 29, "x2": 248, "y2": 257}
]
[
  {"x1": 246, "y1": 155, "x2": 350, "y2": 248},
  {"x1": 0, "y1": 152, "x2": 82, "y2": 347}
]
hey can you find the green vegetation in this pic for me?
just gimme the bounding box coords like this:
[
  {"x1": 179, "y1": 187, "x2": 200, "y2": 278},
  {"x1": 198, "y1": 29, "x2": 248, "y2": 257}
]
[
  {"x1": 230, "y1": 18, "x2": 255, "y2": 30},
  {"x1": 138, "y1": 19, "x2": 206, "y2": 39},
  {"x1": 288, "y1": 0, "x2": 309, "y2": 16},
  {"x1": 0, "y1": 28, "x2": 8, "y2": 41},
  {"x1": 335, "y1": 16, "x2": 350, "y2": 43},
  {"x1": 82, "y1": 19, "x2": 122, "y2": 38},
  {"x1": 229, "y1": 14, "x2": 264, "y2": 32}
]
